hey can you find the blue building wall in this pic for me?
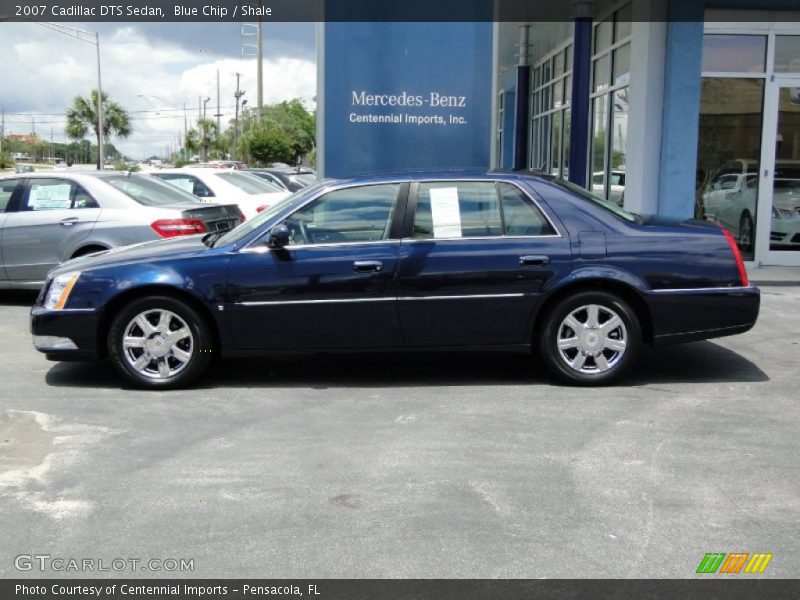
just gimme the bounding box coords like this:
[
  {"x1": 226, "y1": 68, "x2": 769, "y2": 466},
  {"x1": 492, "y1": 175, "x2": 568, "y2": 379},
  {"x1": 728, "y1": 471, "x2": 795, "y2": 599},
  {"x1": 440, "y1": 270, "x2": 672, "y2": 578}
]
[
  {"x1": 658, "y1": 3, "x2": 704, "y2": 219},
  {"x1": 320, "y1": 22, "x2": 494, "y2": 178}
]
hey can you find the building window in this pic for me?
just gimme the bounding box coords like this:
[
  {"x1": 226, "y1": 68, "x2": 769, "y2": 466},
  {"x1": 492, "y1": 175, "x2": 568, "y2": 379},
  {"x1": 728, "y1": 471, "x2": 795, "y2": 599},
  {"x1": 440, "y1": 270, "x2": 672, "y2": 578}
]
[
  {"x1": 529, "y1": 41, "x2": 573, "y2": 177},
  {"x1": 588, "y1": 2, "x2": 631, "y2": 205},
  {"x1": 697, "y1": 31, "x2": 768, "y2": 261}
]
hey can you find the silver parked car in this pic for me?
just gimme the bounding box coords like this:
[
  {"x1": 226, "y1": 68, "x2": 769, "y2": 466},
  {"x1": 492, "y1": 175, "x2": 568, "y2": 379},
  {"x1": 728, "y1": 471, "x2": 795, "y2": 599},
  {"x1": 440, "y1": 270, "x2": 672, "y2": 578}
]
[{"x1": 0, "y1": 171, "x2": 243, "y2": 289}]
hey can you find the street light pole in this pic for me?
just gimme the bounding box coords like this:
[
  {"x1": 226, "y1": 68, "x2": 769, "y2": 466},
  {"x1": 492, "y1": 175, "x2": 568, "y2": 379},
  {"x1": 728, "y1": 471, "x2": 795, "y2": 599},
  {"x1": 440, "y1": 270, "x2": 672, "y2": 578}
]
[
  {"x1": 37, "y1": 23, "x2": 105, "y2": 169},
  {"x1": 95, "y1": 31, "x2": 105, "y2": 170}
]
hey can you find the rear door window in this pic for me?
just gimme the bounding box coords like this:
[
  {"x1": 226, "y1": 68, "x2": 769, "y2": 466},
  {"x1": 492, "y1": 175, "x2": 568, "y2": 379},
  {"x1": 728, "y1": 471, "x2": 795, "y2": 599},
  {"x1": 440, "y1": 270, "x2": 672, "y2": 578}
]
[
  {"x1": 21, "y1": 179, "x2": 97, "y2": 211},
  {"x1": 414, "y1": 181, "x2": 501, "y2": 239},
  {"x1": 413, "y1": 181, "x2": 554, "y2": 239}
]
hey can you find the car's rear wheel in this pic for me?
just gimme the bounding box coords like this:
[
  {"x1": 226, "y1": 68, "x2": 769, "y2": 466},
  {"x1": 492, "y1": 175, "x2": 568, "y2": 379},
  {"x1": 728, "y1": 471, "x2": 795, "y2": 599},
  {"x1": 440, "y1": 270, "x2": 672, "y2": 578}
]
[
  {"x1": 539, "y1": 291, "x2": 641, "y2": 385},
  {"x1": 738, "y1": 212, "x2": 754, "y2": 254},
  {"x1": 108, "y1": 296, "x2": 213, "y2": 389}
]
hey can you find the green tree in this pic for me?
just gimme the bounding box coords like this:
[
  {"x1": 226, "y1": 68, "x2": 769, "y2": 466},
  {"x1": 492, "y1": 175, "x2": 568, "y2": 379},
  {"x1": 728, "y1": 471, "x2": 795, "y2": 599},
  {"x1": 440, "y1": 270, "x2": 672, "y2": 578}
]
[
  {"x1": 0, "y1": 151, "x2": 14, "y2": 170},
  {"x1": 243, "y1": 125, "x2": 296, "y2": 165},
  {"x1": 260, "y1": 99, "x2": 316, "y2": 162},
  {"x1": 65, "y1": 89, "x2": 132, "y2": 169}
]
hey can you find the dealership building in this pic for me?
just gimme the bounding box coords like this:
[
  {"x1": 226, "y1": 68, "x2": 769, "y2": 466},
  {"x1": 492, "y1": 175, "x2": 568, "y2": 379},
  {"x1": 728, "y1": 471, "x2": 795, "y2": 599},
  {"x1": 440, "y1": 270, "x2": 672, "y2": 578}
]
[{"x1": 318, "y1": 0, "x2": 800, "y2": 267}]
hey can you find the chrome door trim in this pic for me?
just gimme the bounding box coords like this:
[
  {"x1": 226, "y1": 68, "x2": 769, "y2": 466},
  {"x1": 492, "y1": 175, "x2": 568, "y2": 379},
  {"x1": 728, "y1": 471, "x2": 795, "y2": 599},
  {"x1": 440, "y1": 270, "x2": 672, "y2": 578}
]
[{"x1": 234, "y1": 292, "x2": 531, "y2": 307}]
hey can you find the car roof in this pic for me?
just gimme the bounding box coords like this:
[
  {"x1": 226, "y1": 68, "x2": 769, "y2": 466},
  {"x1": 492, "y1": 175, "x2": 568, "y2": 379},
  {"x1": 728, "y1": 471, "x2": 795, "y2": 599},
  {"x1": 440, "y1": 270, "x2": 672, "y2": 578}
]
[
  {"x1": 322, "y1": 168, "x2": 555, "y2": 186},
  {"x1": 0, "y1": 169, "x2": 141, "y2": 180}
]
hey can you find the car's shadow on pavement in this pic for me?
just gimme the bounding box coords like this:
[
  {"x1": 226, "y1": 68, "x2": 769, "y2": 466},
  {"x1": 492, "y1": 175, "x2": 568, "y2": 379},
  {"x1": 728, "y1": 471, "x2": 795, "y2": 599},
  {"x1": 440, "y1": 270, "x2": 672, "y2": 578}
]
[
  {"x1": 0, "y1": 291, "x2": 39, "y2": 306},
  {"x1": 43, "y1": 340, "x2": 768, "y2": 390}
]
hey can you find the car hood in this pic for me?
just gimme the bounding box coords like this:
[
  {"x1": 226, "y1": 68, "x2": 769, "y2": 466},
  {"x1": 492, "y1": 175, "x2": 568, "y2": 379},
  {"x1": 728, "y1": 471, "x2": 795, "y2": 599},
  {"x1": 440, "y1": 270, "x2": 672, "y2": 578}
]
[{"x1": 49, "y1": 235, "x2": 210, "y2": 278}]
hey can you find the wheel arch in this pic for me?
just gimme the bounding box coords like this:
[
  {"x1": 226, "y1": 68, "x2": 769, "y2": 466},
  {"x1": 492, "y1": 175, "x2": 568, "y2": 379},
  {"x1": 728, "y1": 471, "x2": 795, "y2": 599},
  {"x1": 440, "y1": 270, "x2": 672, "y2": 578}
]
[
  {"x1": 96, "y1": 285, "x2": 221, "y2": 359},
  {"x1": 532, "y1": 276, "x2": 654, "y2": 346},
  {"x1": 71, "y1": 243, "x2": 111, "y2": 259}
]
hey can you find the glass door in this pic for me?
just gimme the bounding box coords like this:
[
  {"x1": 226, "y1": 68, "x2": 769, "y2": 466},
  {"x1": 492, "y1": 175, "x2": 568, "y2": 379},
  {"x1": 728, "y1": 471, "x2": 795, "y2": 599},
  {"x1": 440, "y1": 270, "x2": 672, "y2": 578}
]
[{"x1": 756, "y1": 76, "x2": 800, "y2": 265}]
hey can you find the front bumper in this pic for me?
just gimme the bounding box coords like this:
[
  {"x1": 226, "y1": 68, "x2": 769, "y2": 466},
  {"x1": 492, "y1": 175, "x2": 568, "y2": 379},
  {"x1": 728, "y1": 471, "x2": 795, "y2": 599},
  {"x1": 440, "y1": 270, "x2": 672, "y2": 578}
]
[
  {"x1": 30, "y1": 306, "x2": 102, "y2": 361},
  {"x1": 647, "y1": 285, "x2": 760, "y2": 347}
]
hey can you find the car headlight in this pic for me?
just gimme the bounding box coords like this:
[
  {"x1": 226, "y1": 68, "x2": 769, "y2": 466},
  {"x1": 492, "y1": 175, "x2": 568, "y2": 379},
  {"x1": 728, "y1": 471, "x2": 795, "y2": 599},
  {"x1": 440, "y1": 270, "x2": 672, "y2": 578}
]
[{"x1": 43, "y1": 272, "x2": 81, "y2": 310}]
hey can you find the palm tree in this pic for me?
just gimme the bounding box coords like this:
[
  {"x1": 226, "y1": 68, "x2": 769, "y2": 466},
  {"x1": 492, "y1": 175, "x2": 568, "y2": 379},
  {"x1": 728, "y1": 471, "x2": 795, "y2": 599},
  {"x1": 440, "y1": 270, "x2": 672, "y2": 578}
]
[
  {"x1": 65, "y1": 90, "x2": 132, "y2": 169},
  {"x1": 185, "y1": 118, "x2": 219, "y2": 161}
]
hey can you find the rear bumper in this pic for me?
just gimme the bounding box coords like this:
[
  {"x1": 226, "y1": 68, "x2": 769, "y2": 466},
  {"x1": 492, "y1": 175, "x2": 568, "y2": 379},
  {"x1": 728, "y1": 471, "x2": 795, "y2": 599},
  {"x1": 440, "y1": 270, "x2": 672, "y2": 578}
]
[
  {"x1": 30, "y1": 306, "x2": 102, "y2": 361},
  {"x1": 647, "y1": 285, "x2": 760, "y2": 347}
]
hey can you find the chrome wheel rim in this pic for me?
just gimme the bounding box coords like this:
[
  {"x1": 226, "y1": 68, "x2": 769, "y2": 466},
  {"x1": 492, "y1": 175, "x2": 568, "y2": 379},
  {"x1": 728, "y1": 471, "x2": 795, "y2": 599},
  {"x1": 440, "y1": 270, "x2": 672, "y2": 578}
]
[
  {"x1": 739, "y1": 217, "x2": 753, "y2": 250},
  {"x1": 556, "y1": 304, "x2": 627, "y2": 375},
  {"x1": 122, "y1": 309, "x2": 194, "y2": 380}
]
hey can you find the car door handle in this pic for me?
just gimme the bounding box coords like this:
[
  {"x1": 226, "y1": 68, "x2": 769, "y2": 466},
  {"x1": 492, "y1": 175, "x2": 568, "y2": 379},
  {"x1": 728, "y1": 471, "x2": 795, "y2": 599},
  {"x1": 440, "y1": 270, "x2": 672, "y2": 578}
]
[
  {"x1": 59, "y1": 217, "x2": 79, "y2": 226},
  {"x1": 519, "y1": 255, "x2": 550, "y2": 266},
  {"x1": 353, "y1": 260, "x2": 384, "y2": 273}
]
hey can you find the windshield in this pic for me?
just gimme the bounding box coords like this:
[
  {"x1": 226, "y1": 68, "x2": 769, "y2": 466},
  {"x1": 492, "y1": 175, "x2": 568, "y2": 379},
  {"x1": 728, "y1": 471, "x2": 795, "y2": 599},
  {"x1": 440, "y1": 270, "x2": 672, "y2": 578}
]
[
  {"x1": 103, "y1": 174, "x2": 200, "y2": 206},
  {"x1": 552, "y1": 178, "x2": 638, "y2": 222},
  {"x1": 216, "y1": 171, "x2": 285, "y2": 194},
  {"x1": 214, "y1": 181, "x2": 328, "y2": 246}
]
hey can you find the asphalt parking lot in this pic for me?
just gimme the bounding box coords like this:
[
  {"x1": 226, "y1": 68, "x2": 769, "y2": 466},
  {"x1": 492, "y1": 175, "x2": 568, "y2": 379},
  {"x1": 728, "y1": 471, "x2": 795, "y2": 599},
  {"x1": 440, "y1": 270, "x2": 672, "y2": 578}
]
[{"x1": 0, "y1": 286, "x2": 798, "y2": 579}]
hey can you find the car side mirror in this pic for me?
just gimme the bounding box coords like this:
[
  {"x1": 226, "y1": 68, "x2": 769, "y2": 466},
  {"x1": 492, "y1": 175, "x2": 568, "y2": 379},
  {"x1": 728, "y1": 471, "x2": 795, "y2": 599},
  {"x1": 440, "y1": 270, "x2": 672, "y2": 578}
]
[{"x1": 267, "y1": 224, "x2": 290, "y2": 248}]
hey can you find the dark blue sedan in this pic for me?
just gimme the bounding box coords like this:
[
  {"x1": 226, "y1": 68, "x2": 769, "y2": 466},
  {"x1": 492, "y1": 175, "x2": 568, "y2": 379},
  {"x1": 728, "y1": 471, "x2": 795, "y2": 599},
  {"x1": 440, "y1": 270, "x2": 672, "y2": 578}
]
[{"x1": 31, "y1": 171, "x2": 759, "y2": 389}]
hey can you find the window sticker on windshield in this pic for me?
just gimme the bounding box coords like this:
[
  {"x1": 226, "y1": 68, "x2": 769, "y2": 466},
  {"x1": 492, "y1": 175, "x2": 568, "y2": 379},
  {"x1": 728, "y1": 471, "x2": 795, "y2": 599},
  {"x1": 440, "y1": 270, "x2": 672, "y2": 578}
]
[
  {"x1": 29, "y1": 184, "x2": 71, "y2": 210},
  {"x1": 429, "y1": 187, "x2": 462, "y2": 238}
]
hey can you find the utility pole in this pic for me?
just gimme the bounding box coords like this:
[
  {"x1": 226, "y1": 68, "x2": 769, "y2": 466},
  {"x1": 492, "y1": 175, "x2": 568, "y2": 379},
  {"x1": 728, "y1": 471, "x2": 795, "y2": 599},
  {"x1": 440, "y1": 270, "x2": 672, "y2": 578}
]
[
  {"x1": 203, "y1": 97, "x2": 210, "y2": 119},
  {"x1": 257, "y1": 16, "x2": 263, "y2": 117},
  {"x1": 215, "y1": 69, "x2": 222, "y2": 132}
]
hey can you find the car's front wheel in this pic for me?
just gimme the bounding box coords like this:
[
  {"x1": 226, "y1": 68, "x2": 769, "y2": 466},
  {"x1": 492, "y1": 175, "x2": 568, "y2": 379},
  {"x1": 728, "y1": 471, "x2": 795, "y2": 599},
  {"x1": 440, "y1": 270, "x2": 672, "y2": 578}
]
[
  {"x1": 538, "y1": 291, "x2": 641, "y2": 385},
  {"x1": 108, "y1": 295, "x2": 214, "y2": 389}
]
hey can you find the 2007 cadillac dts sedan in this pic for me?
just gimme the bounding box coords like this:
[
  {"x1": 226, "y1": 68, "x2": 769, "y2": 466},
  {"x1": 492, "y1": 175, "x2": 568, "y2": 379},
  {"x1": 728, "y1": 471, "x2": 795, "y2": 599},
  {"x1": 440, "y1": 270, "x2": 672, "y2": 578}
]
[{"x1": 31, "y1": 171, "x2": 760, "y2": 389}]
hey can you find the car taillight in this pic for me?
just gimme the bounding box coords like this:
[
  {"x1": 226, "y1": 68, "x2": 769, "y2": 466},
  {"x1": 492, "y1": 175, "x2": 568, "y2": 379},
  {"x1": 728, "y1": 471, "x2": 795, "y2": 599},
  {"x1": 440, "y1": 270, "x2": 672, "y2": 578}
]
[
  {"x1": 239, "y1": 213, "x2": 247, "y2": 223},
  {"x1": 721, "y1": 227, "x2": 750, "y2": 287},
  {"x1": 256, "y1": 205, "x2": 269, "y2": 213},
  {"x1": 151, "y1": 218, "x2": 207, "y2": 238}
]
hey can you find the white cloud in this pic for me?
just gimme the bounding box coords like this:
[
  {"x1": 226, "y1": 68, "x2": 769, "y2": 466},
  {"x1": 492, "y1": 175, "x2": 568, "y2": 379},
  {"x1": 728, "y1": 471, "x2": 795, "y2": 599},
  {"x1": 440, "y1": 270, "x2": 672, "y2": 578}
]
[{"x1": 1, "y1": 23, "x2": 316, "y2": 159}]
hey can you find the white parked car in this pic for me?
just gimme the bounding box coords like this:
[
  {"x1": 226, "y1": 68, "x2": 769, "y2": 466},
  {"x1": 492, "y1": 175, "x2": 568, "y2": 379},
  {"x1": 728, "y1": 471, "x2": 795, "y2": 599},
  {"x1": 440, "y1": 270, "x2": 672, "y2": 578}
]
[
  {"x1": 716, "y1": 172, "x2": 800, "y2": 252},
  {"x1": 152, "y1": 168, "x2": 289, "y2": 219},
  {"x1": 701, "y1": 159, "x2": 759, "y2": 220},
  {"x1": 591, "y1": 170, "x2": 625, "y2": 206}
]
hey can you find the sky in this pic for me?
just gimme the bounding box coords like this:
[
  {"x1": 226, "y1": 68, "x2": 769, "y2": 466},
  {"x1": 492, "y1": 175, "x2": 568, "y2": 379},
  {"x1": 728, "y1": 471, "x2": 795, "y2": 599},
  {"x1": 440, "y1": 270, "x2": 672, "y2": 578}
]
[{"x1": 0, "y1": 22, "x2": 317, "y2": 159}]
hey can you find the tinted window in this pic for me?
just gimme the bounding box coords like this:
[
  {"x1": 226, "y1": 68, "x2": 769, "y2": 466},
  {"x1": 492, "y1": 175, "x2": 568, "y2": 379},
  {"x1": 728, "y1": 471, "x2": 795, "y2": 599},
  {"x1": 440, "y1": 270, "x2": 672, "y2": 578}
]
[
  {"x1": 553, "y1": 178, "x2": 638, "y2": 222},
  {"x1": 291, "y1": 173, "x2": 317, "y2": 186},
  {"x1": 105, "y1": 174, "x2": 202, "y2": 206},
  {"x1": 217, "y1": 171, "x2": 284, "y2": 194},
  {"x1": 155, "y1": 174, "x2": 215, "y2": 198},
  {"x1": 414, "y1": 182, "x2": 501, "y2": 239},
  {"x1": 0, "y1": 179, "x2": 20, "y2": 211},
  {"x1": 498, "y1": 183, "x2": 555, "y2": 236},
  {"x1": 72, "y1": 185, "x2": 99, "y2": 209},
  {"x1": 284, "y1": 184, "x2": 400, "y2": 245}
]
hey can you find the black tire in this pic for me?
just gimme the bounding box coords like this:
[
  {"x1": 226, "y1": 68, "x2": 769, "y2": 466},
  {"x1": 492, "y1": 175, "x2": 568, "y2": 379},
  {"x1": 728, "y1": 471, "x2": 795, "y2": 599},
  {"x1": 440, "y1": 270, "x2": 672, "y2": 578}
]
[
  {"x1": 107, "y1": 295, "x2": 214, "y2": 390},
  {"x1": 738, "y1": 212, "x2": 754, "y2": 254},
  {"x1": 538, "y1": 290, "x2": 641, "y2": 386}
]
